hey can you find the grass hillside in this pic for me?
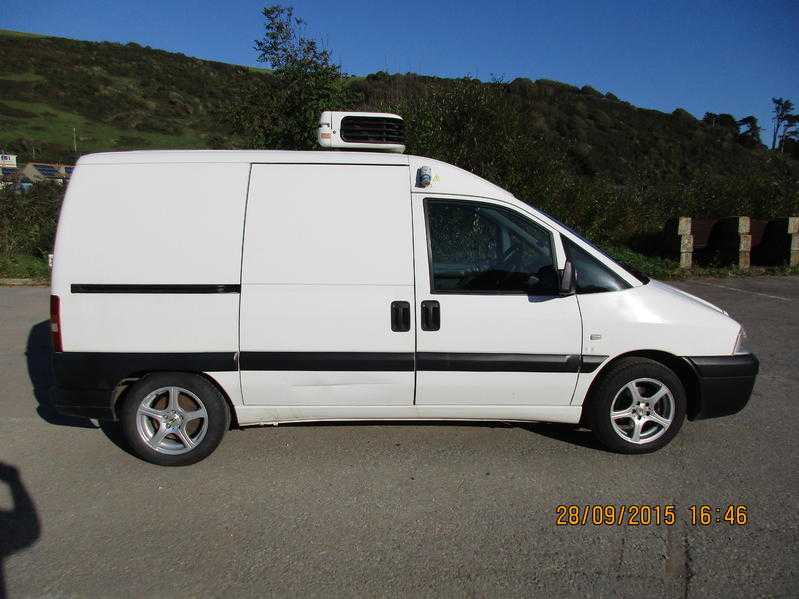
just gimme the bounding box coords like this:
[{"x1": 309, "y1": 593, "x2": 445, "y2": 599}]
[
  {"x1": 0, "y1": 29, "x2": 253, "y2": 161},
  {"x1": 0, "y1": 28, "x2": 796, "y2": 249}
]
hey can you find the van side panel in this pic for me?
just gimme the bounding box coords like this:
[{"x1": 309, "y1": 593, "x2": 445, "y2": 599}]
[
  {"x1": 240, "y1": 164, "x2": 415, "y2": 407},
  {"x1": 51, "y1": 163, "x2": 249, "y2": 405}
]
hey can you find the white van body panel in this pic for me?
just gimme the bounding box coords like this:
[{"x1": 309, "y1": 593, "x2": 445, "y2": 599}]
[
  {"x1": 569, "y1": 279, "x2": 741, "y2": 407},
  {"x1": 60, "y1": 293, "x2": 240, "y2": 353},
  {"x1": 406, "y1": 156, "x2": 517, "y2": 202},
  {"x1": 577, "y1": 280, "x2": 739, "y2": 359},
  {"x1": 52, "y1": 162, "x2": 249, "y2": 354},
  {"x1": 239, "y1": 163, "x2": 415, "y2": 406},
  {"x1": 52, "y1": 162, "x2": 249, "y2": 293}
]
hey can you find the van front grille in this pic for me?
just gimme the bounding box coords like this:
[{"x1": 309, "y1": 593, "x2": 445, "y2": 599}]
[{"x1": 340, "y1": 116, "x2": 405, "y2": 145}]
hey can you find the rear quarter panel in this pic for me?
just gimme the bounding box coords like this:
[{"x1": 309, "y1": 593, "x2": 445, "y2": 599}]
[{"x1": 51, "y1": 162, "x2": 249, "y2": 353}]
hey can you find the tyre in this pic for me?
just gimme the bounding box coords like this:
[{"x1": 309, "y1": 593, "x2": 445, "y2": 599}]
[
  {"x1": 586, "y1": 358, "x2": 686, "y2": 454},
  {"x1": 118, "y1": 372, "x2": 230, "y2": 466}
]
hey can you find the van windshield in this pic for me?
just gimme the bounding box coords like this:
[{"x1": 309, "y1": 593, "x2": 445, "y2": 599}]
[{"x1": 535, "y1": 208, "x2": 650, "y2": 284}]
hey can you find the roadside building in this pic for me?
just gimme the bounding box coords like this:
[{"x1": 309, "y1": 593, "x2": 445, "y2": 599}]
[
  {"x1": 0, "y1": 152, "x2": 16, "y2": 168},
  {"x1": 0, "y1": 152, "x2": 18, "y2": 189},
  {"x1": 17, "y1": 162, "x2": 75, "y2": 190}
]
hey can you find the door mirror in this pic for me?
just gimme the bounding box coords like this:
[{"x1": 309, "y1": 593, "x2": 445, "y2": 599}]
[{"x1": 559, "y1": 260, "x2": 576, "y2": 296}]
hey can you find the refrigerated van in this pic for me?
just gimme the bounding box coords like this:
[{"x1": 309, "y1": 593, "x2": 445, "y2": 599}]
[{"x1": 50, "y1": 113, "x2": 758, "y2": 465}]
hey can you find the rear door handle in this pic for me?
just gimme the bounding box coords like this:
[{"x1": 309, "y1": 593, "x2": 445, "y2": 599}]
[
  {"x1": 421, "y1": 300, "x2": 440, "y2": 331},
  {"x1": 390, "y1": 300, "x2": 411, "y2": 332}
]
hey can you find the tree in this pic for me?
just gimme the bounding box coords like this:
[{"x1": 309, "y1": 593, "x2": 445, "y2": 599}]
[
  {"x1": 237, "y1": 5, "x2": 353, "y2": 149},
  {"x1": 223, "y1": 5, "x2": 355, "y2": 149},
  {"x1": 771, "y1": 97, "x2": 795, "y2": 150},
  {"x1": 780, "y1": 114, "x2": 799, "y2": 149},
  {"x1": 254, "y1": 5, "x2": 333, "y2": 73},
  {"x1": 736, "y1": 115, "x2": 762, "y2": 149},
  {"x1": 702, "y1": 112, "x2": 737, "y2": 133}
]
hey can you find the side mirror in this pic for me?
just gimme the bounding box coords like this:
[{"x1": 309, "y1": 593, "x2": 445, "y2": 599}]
[{"x1": 559, "y1": 260, "x2": 576, "y2": 296}]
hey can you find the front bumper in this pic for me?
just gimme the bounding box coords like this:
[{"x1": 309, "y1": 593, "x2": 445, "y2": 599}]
[{"x1": 686, "y1": 354, "x2": 759, "y2": 420}]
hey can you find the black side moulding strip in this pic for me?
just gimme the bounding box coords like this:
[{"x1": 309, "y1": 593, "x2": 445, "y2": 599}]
[{"x1": 71, "y1": 284, "x2": 241, "y2": 294}]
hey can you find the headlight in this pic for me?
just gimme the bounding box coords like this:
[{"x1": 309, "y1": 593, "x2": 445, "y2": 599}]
[{"x1": 734, "y1": 327, "x2": 751, "y2": 355}]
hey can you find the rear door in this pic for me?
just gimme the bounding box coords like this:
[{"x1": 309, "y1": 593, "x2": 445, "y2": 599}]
[
  {"x1": 239, "y1": 164, "x2": 415, "y2": 407},
  {"x1": 412, "y1": 196, "x2": 582, "y2": 406}
]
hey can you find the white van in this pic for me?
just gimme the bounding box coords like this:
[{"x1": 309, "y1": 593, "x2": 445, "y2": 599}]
[{"x1": 50, "y1": 113, "x2": 758, "y2": 465}]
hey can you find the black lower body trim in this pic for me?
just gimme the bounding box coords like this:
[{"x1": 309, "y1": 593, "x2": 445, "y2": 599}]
[
  {"x1": 687, "y1": 354, "x2": 760, "y2": 378},
  {"x1": 580, "y1": 355, "x2": 607, "y2": 373},
  {"x1": 686, "y1": 354, "x2": 759, "y2": 420},
  {"x1": 50, "y1": 350, "x2": 598, "y2": 421},
  {"x1": 240, "y1": 352, "x2": 414, "y2": 371},
  {"x1": 417, "y1": 352, "x2": 581, "y2": 372},
  {"x1": 51, "y1": 387, "x2": 116, "y2": 420},
  {"x1": 51, "y1": 352, "x2": 237, "y2": 421},
  {"x1": 53, "y1": 352, "x2": 236, "y2": 389}
]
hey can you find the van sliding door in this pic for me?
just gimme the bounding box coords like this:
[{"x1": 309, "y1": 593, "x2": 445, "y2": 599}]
[{"x1": 239, "y1": 164, "x2": 415, "y2": 411}]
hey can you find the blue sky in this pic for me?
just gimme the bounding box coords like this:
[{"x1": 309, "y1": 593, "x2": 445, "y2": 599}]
[{"x1": 2, "y1": 0, "x2": 797, "y2": 142}]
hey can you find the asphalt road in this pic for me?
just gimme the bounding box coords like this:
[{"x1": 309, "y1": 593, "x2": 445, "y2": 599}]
[{"x1": 0, "y1": 277, "x2": 797, "y2": 598}]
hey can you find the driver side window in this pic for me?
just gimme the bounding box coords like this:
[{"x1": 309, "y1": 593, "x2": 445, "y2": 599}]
[{"x1": 425, "y1": 199, "x2": 558, "y2": 295}]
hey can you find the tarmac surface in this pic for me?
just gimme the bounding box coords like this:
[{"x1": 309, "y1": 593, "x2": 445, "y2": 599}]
[{"x1": 0, "y1": 277, "x2": 797, "y2": 597}]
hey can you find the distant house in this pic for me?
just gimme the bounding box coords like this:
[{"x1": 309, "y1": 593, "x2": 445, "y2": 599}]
[
  {"x1": 17, "y1": 162, "x2": 75, "y2": 190},
  {"x1": 0, "y1": 167, "x2": 19, "y2": 189},
  {"x1": 0, "y1": 155, "x2": 76, "y2": 190},
  {"x1": 0, "y1": 153, "x2": 18, "y2": 189}
]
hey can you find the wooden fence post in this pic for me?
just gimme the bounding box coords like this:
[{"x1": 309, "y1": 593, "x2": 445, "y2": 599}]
[
  {"x1": 678, "y1": 216, "x2": 692, "y2": 269},
  {"x1": 738, "y1": 216, "x2": 751, "y2": 270},
  {"x1": 789, "y1": 217, "x2": 799, "y2": 267}
]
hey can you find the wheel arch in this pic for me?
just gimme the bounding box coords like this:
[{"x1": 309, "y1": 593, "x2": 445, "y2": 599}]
[
  {"x1": 111, "y1": 370, "x2": 239, "y2": 428},
  {"x1": 583, "y1": 350, "x2": 700, "y2": 420}
]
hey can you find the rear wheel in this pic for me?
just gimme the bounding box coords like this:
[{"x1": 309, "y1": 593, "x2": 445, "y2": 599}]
[
  {"x1": 119, "y1": 373, "x2": 230, "y2": 466},
  {"x1": 586, "y1": 358, "x2": 686, "y2": 454}
]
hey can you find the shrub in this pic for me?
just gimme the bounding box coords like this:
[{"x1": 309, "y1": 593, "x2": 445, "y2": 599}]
[{"x1": 0, "y1": 182, "x2": 64, "y2": 257}]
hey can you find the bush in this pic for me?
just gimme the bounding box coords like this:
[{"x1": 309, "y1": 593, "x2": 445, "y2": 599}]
[{"x1": 0, "y1": 182, "x2": 64, "y2": 257}]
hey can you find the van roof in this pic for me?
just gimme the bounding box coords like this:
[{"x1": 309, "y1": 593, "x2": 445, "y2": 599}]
[
  {"x1": 78, "y1": 150, "x2": 409, "y2": 165},
  {"x1": 76, "y1": 150, "x2": 515, "y2": 203}
]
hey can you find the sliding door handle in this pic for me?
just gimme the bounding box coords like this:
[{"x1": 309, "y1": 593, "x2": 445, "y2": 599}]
[
  {"x1": 390, "y1": 300, "x2": 411, "y2": 332},
  {"x1": 421, "y1": 300, "x2": 440, "y2": 331}
]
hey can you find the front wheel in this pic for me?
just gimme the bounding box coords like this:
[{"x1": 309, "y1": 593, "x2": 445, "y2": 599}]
[
  {"x1": 119, "y1": 373, "x2": 230, "y2": 466},
  {"x1": 586, "y1": 358, "x2": 686, "y2": 454}
]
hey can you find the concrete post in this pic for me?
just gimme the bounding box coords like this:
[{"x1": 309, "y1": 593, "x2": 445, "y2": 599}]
[
  {"x1": 738, "y1": 216, "x2": 751, "y2": 270},
  {"x1": 789, "y1": 217, "x2": 799, "y2": 267},
  {"x1": 678, "y1": 216, "x2": 692, "y2": 269}
]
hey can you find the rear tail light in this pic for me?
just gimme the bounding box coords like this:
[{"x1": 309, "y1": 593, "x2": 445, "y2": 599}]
[{"x1": 50, "y1": 295, "x2": 63, "y2": 352}]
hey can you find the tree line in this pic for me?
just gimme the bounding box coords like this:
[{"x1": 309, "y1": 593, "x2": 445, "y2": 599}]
[{"x1": 219, "y1": 5, "x2": 798, "y2": 245}]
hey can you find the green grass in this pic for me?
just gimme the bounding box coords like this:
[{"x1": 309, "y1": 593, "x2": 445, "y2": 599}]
[
  {"x1": 0, "y1": 255, "x2": 50, "y2": 280},
  {"x1": 0, "y1": 99, "x2": 207, "y2": 154},
  {"x1": 0, "y1": 29, "x2": 48, "y2": 39},
  {"x1": 0, "y1": 72, "x2": 45, "y2": 82},
  {"x1": 605, "y1": 246, "x2": 681, "y2": 279},
  {"x1": 605, "y1": 246, "x2": 799, "y2": 279}
]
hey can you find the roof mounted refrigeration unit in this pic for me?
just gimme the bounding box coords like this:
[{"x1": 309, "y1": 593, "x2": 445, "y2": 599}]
[{"x1": 317, "y1": 111, "x2": 405, "y2": 153}]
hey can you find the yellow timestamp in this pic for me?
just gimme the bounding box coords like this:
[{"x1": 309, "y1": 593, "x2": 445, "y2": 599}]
[
  {"x1": 689, "y1": 504, "x2": 748, "y2": 526},
  {"x1": 554, "y1": 504, "x2": 749, "y2": 527}
]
